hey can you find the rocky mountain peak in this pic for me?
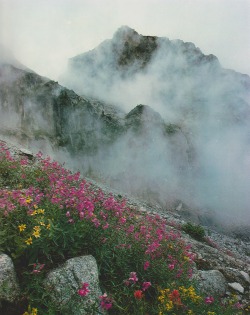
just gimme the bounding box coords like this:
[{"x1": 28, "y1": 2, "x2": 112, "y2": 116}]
[{"x1": 125, "y1": 104, "x2": 163, "y2": 125}]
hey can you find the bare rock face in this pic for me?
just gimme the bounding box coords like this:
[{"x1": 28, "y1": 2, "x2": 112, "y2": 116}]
[
  {"x1": 193, "y1": 269, "x2": 227, "y2": 296},
  {"x1": 0, "y1": 254, "x2": 20, "y2": 303},
  {"x1": 44, "y1": 255, "x2": 102, "y2": 315}
]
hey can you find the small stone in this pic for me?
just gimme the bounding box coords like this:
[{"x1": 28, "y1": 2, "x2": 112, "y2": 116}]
[
  {"x1": 228, "y1": 282, "x2": 244, "y2": 294},
  {"x1": 240, "y1": 271, "x2": 250, "y2": 283}
]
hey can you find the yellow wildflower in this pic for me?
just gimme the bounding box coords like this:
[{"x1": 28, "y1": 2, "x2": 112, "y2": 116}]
[
  {"x1": 188, "y1": 310, "x2": 194, "y2": 315},
  {"x1": 33, "y1": 226, "x2": 41, "y2": 232},
  {"x1": 26, "y1": 197, "x2": 32, "y2": 204},
  {"x1": 31, "y1": 210, "x2": 37, "y2": 216},
  {"x1": 39, "y1": 221, "x2": 45, "y2": 226},
  {"x1": 31, "y1": 308, "x2": 38, "y2": 315},
  {"x1": 37, "y1": 209, "x2": 45, "y2": 214},
  {"x1": 18, "y1": 224, "x2": 26, "y2": 232},
  {"x1": 25, "y1": 237, "x2": 33, "y2": 245},
  {"x1": 46, "y1": 223, "x2": 51, "y2": 230},
  {"x1": 32, "y1": 230, "x2": 40, "y2": 238},
  {"x1": 207, "y1": 312, "x2": 215, "y2": 315},
  {"x1": 33, "y1": 204, "x2": 38, "y2": 209},
  {"x1": 22, "y1": 306, "x2": 38, "y2": 315},
  {"x1": 165, "y1": 301, "x2": 173, "y2": 311}
]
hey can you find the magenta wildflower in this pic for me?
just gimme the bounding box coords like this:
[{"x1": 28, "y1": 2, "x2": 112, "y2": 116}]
[
  {"x1": 142, "y1": 281, "x2": 151, "y2": 291},
  {"x1": 205, "y1": 296, "x2": 214, "y2": 304},
  {"x1": 129, "y1": 272, "x2": 138, "y2": 283},
  {"x1": 78, "y1": 282, "x2": 90, "y2": 297},
  {"x1": 144, "y1": 261, "x2": 150, "y2": 270},
  {"x1": 100, "y1": 293, "x2": 112, "y2": 310}
]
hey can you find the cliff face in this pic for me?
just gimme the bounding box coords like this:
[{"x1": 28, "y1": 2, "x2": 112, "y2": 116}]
[{"x1": 0, "y1": 63, "x2": 126, "y2": 154}]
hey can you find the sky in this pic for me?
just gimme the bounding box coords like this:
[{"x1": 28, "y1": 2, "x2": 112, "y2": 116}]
[{"x1": 1, "y1": 0, "x2": 250, "y2": 80}]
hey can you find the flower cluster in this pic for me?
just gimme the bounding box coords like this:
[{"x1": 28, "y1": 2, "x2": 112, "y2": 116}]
[
  {"x1": 99, "y1": 293, "x2": 113, "y2": 310},
  {"x1": 78, "y1": 282, "x2": 90, "y2": 297}
]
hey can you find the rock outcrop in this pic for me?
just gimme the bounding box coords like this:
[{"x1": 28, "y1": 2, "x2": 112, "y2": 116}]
[
  {"x1": 0, "y1": 254, "x2": 20, "y2": 304},
  {"x1": 44, "y1": 255, "x2": 102, "y2": 314}
]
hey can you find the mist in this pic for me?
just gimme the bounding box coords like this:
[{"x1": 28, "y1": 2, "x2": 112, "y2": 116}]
[{"x1": 60, "y1": 27, "x2": 250, "y2": 227}]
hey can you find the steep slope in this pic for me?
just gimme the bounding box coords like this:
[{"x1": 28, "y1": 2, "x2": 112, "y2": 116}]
[{"x1": 0, "y1": 63, "x2": 191, "y2": 210}]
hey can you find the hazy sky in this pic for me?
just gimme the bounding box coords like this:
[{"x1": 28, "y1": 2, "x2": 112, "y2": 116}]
[{"x1": 1, "y1": 0, "x2": 250, "y2": 80}]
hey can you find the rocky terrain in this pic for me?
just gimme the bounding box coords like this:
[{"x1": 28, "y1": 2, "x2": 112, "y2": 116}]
[{"x1": 0, "y1": 139, "x2": 250, "y2": 312}]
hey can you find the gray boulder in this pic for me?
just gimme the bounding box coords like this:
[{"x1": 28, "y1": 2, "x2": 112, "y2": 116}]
[
  {"x1": 0, "y1": 254, "x2": 20, "y2": 303},
  {"x1": 193, "y1": 269, "x2": 227, "y2": 296},
  {"x1": 44, "y1": 255, "x2": 102, "y2": 315}
]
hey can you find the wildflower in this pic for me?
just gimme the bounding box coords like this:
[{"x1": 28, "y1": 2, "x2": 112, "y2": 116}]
[
  {"x1": 134, "y1": 290, "x2": 144, "y2": 299},
  {"x1": 32, "y1": 230, "x2": 40, "y2": 238},
  {"x1": 165, "y1": 301, "x2": 173, "y2": 310},
  {"x1": 30, "y1": 210, "x2": 37, "y2": 216},
  {"x1": 25, "y1": 237, "x2": 33, "y2": 245},
  {"x1": 168, "y1": 263, "x2": 175, "y2": 270},
  {"x1": 207, "y1": 312, "x2": 215, "y2": 315},
  {"x1": 32, "y1": 263, "x2": 45, "y2": 274},
  {"x1": 100, "y1": 293, "x2": 113, "y2": 310},
  {"x1": 46, "y1": 223, "x2": 51, "y2": 230},
  {"x1": 188, "y1": 310, "x2": 194, "y2": 315},
  {"x1": 18, "y1": 224, "x2": 26, "y2": 232},
  {"x1": 169, "y1": 289, "x2": 182, "y2": 306},
  {"x1": 26, "y1": 197, "x2": 32, "y2": 204},
  {"x1": 129, "y1": 272, "x2": 138, "y2": 283},
  {"x1": 205, "y1": 296, "x2": 214, "y2": 304},
  {"x1": 22, "y1": 306, "x2": 38, "y2": 315},
  {"x1": 78, "y1": 282, "x2": 90, "y2": 297},
  {"x1": 142, "y1": 281, "x2": 151, "y2": 291},
  {"x1": 143, "y1": 261, "x2": 150, "y2": 270},
  {"x1": 37, "y1": 209, "x2": 45, "y2": 214}
]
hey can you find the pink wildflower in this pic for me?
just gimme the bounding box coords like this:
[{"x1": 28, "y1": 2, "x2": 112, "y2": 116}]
[
  {"x1": 205, "y1": 296, "x2": 214, "y2": 304},
  {"x1": 144, "y1": 261, "x2": 150, "y2": 270},
  {"x1": 100, "y1": 293, "x2": 112, "y2": 310},
  {"x1": 142, "y1": 281, "x2": 151, "y2": 291},
  {"x1": 78, "y1": 282, "x2": 90, "y2": 297},
  {"x1": 129, "y1": 272, "x2": 138, "y2": 283}
]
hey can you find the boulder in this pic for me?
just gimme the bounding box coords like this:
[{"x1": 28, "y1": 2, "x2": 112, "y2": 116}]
[
  {"x1": 44, "y1": 255, "x2": 102, "y2": 315},
  {"x1": 193, "y1": 269, "x2": 227, "y2": 296},
  {"x1": 0, "y1": 254, "x2": 20, "y2": 303}
]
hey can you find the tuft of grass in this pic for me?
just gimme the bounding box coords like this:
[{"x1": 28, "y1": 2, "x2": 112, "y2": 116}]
[
  {"x1": 182, "y1": 222, "x2": 206, "y2": 241},
  {"x1": 0, "y1": 142, "x2": 243, "y2": 315}
]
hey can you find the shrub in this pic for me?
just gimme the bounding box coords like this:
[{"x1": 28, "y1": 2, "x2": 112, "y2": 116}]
[{"x1": 182, "y1": 222, "x2": 206, "y2": 241}]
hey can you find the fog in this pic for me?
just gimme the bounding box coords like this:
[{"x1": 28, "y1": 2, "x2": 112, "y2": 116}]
[
  {"x1": 60, "y1": 27, "x2": 250, "y2": 227},
  {"x1": 0, "y1": 25, "x2": 250, "y2": 229}
]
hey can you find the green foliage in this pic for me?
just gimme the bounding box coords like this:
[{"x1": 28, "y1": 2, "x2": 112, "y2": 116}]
[{"x1": 182, "y1": 222, "x2": 206, "y2": 241}]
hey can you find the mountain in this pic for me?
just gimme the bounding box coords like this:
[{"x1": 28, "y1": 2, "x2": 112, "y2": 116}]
[
  {"x1": 62, "y1": 26, "x2": 250, "y2": 126},
  {"x1": 1, "y1": 26, "x2": 250, "y2": 228},
  {"x1": 61, "y1": 26, "x2": 250, "y2": 227}
]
